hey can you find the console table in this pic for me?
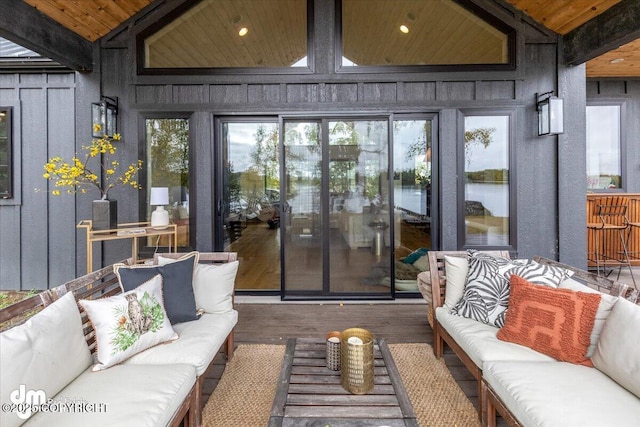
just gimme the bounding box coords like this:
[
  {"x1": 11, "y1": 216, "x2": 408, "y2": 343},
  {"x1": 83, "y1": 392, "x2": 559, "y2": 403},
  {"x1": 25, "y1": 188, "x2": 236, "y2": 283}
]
[{"x1": 77, "y1": 220, "x2": 178, "y2": 273}]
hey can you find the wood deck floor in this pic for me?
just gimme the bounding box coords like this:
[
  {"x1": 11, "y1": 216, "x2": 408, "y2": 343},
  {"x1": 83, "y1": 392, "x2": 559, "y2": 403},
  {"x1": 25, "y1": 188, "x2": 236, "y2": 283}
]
[{"x1": 202, "y1": 302, "x2": 484, "y2": 423}]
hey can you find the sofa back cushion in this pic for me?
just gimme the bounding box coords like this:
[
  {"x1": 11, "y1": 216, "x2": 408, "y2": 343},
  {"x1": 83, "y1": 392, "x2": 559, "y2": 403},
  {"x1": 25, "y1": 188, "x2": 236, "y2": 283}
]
[
  {"x1": 443, "y1": 255, "x2": 468, "y2": 309},
  {"x1": 0, "y1": 292, "x2": 92, "y2": 427},
  {"x1": 497, "y1": 275, "x2": 600, "y2": 366},
  {"x1": 592, "y1": 298, "x2": 640, "y2": 398}
]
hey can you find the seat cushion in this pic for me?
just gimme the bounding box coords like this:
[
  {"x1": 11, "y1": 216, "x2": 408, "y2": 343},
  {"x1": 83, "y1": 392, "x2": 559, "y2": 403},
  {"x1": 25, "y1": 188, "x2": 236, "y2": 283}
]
[
  {"x1": 436, "y1": 307, "x2": 554, "y2": 368},
  {"x1": 484, "y1": 360, "x2": 640, "y2": 427},
  {"x1": 1, "y1": 292, "x2": 92, "y2": 427},
  {"x1": 24, "y1": 363, "x2": 196, "y2": 427},
  {"x1": 124, "y1": 311, "x2": 238, "y2": 376}
]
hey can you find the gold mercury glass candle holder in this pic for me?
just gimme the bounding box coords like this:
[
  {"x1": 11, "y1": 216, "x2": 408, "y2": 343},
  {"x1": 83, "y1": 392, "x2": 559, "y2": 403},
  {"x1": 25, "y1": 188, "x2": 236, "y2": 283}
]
[
  {"x1": 340, "y1": 327, "x2": 374, "y2": 394},
  {"x1": 326, "y1": 330, "x2": 342, "y2": 371}
]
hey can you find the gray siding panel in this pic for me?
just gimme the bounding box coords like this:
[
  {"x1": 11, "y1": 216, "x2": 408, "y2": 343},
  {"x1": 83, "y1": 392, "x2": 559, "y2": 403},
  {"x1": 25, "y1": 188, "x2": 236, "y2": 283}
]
[
  {"x1": 402, "y1": 82, "x2": 436, "y2": 102},
  {"x1": 173, "y1": 85, "x2": 205, "y2": 104},
  {"x1": 326, "y1": 84, "x2": 358, "y2": 103},
  {"x1": 136, "y1": 85, "x2": 172, "y2": 104},
  {"x1": 248, "y1": 84, "x2": 281, "y2": 103},
  {"x1": 20, "y1": 88, "x2": 49, "y2": 290},
  {"x1": 363, "y1": 83, "x2": 397, "y2": 103},
  {"x1": 0, "y1": 206, "x2": 21, "y2": 290},
  {"x1": 287, "y1": 84, "x2": 321, "y2": 104},
  {"x1": 438, "y1": 82, "x2": 476, "y2": 101},
  {"x1": 46, "y1": 87, "x2": 77, "y2": 286},
  {"x1": 210, "y1": 85, "x2": 246, "y2": 104},
  {"x1": 476, "y1": 81, "x2": 516, "y2": 100}
]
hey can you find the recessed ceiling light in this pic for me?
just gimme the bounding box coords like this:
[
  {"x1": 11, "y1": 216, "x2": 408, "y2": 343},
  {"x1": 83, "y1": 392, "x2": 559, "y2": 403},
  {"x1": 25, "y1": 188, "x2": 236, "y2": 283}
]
[
  {"x1": 239, "y1": 27, "x2": 249, "y2": 37},
  {"x1": 400, "y1": 25, "x2": 409, "y2": 34},
  {"x1": 609, "y1": 58, "x2": 624, "y2": 64}
]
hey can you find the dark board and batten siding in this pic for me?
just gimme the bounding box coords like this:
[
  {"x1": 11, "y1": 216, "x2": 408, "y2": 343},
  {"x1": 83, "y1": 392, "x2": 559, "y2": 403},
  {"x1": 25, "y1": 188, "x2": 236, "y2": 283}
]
[{"x1": 0, "y1": 73, "x2": 79, "y2": 290}]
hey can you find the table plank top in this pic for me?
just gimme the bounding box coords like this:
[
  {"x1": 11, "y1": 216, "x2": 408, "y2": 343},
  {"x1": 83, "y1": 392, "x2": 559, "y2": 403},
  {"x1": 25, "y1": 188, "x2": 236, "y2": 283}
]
[{"x1": 269, "y1": 337, "x2": 417, "y2": 427}]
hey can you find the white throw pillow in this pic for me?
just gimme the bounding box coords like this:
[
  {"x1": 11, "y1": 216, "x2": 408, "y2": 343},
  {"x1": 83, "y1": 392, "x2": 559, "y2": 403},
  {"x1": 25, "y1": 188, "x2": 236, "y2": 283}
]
[
  {"x1": 559, "y1": 277, "x2": 618, "y2": 357},
  {"x1": 193, "y1": 261, "x2": 239, "y2": 314},
  {"x1": 79, "y1": 275, "x2": 178, "y2": 371},
  {"x1": 0, "y1": 292, "x2": 92, "y2": 427},
  {"x1": 443, "y1": 255, "x2": 468, "y2": 309},
  {"x1": 592, "y1": 298, "x2": 640, "y2": 398}
]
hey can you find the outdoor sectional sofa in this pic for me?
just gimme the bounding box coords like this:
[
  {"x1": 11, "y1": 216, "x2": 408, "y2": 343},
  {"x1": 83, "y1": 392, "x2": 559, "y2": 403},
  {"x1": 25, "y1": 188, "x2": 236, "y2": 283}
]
[
  {"x1": 0, "y1": 251, "x2": 238, "y2": 427},
  {"x1": 427, "y1": 250, "x2": 640, "y2": 427}
]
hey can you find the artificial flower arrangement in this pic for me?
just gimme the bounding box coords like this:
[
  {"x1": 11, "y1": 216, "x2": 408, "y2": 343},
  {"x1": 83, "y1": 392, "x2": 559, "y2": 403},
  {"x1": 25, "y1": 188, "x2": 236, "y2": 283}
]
[{"x1": 40, "y1": 124, "x2": 142, "y2": 199}]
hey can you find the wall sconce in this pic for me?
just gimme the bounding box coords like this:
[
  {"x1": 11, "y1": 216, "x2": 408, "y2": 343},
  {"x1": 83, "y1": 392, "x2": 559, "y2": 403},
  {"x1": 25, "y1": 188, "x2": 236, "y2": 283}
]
[
  {"x1": 536, "y1": 92, "x2": 564, "y2": 136},
  {"x1": 92, "y1": 96, "x2": 118, "y2": 138}
]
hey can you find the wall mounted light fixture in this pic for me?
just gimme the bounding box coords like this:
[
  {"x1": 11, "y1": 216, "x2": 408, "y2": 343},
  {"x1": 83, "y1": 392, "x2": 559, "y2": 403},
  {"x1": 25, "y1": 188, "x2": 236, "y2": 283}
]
[
  {"x1": 536, "y1": 92, "x2": 564, "y2": 136},
  {"x1": 92, "y1": 96, "x2": 118, "y2": 138}
]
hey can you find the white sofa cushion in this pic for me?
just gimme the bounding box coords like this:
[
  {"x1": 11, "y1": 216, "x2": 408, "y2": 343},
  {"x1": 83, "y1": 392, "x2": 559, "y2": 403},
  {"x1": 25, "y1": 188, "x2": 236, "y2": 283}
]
[
  {"x1": 193, "y1": 261, "x2": 239, "y2": 314},
  {"x1": 559, "y1": 277, "x2": 618, "y2": 357},
  {"x1": 79, "y1": 275, "x2": 178, "y2": 371},
  {"x1": 1, "y1": 292, "x2": 92, "y2": 427},
  {"x1": 483, "y1": 360, "x2": 640, "y2": 427},
  {"x1": 592, "y1": 298, "x2": 640, "y2": 399},
  {"x1": 23, "y1": 364, "x2": 196, "y2": 427},
  {"x1": 158, "y1": 255, "x2": 239, "y2": 314},
  {"x1": 443, "y1": 255, "x2": 468, "y2": 309},
  {"x1": 124, "y1": 310, "x2": 238, "y2": 376},
  {"x1": 436, "y1": 307, "x2": 554, "y2": 368}
]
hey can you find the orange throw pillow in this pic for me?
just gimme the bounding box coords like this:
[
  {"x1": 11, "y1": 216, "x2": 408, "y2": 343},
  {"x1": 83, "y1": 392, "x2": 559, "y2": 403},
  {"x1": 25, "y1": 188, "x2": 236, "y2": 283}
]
[{"x1": 497, "y1": 275, "x2": 601, "y2": 366}]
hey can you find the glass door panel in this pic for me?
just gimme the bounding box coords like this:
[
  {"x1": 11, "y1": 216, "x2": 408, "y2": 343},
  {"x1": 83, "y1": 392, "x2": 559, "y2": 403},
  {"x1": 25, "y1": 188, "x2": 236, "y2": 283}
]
[
  {"x1": 283, "y1": 121, "x2": 323, "y2": 293},
  {"x1": 222, "y1": 121, "x2": 280, "y2": 291},
  {"x1": 392, "y1": 119, "x2": 433, "y2": 293},
  {"x1": 328, "y1": 119, "x2": 390, "y2": 295}
]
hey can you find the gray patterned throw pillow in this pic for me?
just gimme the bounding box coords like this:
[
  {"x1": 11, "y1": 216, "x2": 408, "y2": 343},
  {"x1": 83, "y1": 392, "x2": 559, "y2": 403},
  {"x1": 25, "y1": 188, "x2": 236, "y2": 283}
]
[{"x1": 450, "y1": 251, "x2": 526, "y2": 328}]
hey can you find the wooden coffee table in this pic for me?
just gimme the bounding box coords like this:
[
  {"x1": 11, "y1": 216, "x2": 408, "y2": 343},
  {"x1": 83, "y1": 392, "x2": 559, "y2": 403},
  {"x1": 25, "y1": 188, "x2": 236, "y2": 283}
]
[{"x1": 269, "y1": 337, "x2": 418, "y2": 426}]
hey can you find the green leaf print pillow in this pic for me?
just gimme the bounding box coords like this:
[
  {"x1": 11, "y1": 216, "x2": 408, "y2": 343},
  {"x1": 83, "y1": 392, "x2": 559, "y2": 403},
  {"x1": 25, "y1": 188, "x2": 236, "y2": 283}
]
[{"x1": 79, "y1": 274, "x2": 178, "y2": 371}]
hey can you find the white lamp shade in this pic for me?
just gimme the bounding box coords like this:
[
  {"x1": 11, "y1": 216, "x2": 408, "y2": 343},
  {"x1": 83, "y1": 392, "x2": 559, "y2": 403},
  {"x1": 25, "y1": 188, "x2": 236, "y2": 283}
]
[{"x1": 150, "y1": 187, "x2": 169, "y2": 206}]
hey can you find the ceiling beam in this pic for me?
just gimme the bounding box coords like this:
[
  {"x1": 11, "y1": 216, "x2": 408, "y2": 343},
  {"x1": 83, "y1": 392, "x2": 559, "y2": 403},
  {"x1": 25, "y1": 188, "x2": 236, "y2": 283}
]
[
  {"x1": 0, "y1": 0, "x2": 93, "y2": 71},
  {"x1": 563, "y1": 0, "x2": 640, "y2": 66}
]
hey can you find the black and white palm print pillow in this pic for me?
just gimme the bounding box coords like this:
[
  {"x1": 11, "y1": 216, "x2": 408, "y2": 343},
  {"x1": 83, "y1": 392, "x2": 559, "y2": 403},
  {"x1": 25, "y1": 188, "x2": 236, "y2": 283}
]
[{"x1": 450, "y1": 251, "x2": 526, "y2": 328}]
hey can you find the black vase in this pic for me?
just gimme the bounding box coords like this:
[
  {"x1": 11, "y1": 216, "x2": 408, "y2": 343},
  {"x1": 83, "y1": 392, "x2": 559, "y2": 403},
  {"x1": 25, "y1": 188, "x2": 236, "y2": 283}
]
[{"x1": 92, "y1": 199, "x2": 118, "y2": 230}]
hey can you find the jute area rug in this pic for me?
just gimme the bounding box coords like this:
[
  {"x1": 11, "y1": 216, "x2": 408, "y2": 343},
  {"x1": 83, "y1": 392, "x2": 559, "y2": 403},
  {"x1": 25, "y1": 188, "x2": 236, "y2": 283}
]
[{"x1": 202, "y1": 343, "x2": 480, "y2": 427}]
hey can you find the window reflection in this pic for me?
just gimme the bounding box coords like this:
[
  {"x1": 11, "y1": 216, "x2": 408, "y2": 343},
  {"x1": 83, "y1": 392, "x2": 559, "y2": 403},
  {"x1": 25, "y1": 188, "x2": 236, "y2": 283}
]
[
  {"x1": 586, "y1": 105, "x2": 621, "y2": 190},
  {"x1": 464, "y1": 115, "x2": 509, "y2": 246},
  {"x1": 146, "y1": 118, "x2": 190, "y2": 246}
]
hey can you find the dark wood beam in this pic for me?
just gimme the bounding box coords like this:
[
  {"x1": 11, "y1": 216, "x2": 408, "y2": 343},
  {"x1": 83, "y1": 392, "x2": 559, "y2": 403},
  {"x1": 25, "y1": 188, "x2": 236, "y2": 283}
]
[
  {"x1": 564, "y1": 0, "x2": 640, "y2": 66},
  {"x1": 0, "y1": 0, "x2": 93, "y2": 71}
]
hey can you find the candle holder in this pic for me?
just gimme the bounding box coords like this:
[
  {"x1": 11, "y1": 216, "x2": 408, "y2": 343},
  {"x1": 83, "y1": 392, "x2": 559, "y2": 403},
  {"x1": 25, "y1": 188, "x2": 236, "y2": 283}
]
[
  {"x1": 340, "y1": 328, "x2": 374, "y2": 394},
  {"x1": 326, "y1": 331, "x2": 342, "y2": 371}
]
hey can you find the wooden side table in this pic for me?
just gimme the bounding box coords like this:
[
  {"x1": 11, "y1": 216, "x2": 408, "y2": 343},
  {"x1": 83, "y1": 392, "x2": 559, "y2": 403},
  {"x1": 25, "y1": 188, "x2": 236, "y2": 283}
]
[{"x1": 77, "y1": 220, "x2": 178, "y2": 273}]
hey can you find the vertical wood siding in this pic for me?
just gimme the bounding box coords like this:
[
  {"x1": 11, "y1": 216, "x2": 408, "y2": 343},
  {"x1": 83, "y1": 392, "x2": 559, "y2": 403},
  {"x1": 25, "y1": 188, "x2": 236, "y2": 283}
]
[{"x1": 0, "y1": 73, "x2": 77, "y2": 290}]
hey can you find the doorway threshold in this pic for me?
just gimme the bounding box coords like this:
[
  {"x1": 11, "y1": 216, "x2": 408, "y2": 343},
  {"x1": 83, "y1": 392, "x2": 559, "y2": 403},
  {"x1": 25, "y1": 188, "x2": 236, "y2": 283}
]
[{"x1": 234, "y1": 295, "x2": 425, "y2": 304}]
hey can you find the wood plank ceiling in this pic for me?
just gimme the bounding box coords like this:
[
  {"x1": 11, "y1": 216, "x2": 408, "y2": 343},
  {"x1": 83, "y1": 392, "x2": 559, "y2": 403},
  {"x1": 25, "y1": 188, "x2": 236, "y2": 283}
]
[{"x1": 19, "y1": 0, "x2": 639, "y2": 77}]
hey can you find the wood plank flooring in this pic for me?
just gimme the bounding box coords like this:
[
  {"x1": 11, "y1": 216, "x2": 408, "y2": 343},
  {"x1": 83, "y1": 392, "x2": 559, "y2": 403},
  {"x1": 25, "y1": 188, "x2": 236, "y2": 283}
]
[{"x1": 202, "y1": 302, "x2": 486, "y2": 424}]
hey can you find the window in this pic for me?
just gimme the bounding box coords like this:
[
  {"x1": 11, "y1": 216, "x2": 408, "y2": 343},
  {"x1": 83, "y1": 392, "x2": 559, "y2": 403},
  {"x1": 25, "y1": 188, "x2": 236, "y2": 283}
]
[
  {"x1": 461, "y1": 113, "x2": 511, "y2": 247},
  {"x1": 140, "y1": 0, "x2": 309, "y2": 71},
  {"x1": 0, "y1": 108, "x2": 12, "y2": 199},
  {"x1": 145, "y1": 118, "x2": 191, "y2": 247},
  {"x1": 339, "y1": 0, "x2": 514, "y2": 69},
  {"x1": 586, "y1": 105, "x2": 622, "y2": 190}
]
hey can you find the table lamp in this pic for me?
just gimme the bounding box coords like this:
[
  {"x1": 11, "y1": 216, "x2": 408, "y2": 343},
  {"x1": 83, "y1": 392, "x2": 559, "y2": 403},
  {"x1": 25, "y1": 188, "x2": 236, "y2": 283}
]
[{"x1": 150, "y1": 187, "x2": 170, "y2": 229}]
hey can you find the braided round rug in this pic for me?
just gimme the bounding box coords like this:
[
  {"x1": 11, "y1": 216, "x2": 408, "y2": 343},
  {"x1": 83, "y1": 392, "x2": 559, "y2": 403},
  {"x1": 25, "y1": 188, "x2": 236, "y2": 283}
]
[{"x1": 201, "y1": 343, "x2": 480, "y2": 426}]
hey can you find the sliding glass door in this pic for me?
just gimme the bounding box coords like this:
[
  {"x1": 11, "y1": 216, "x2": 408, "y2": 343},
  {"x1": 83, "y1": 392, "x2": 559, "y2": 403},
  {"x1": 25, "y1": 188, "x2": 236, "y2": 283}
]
[{"x1": 218, "y1": 115, "x2": 435, "y2": 298}]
